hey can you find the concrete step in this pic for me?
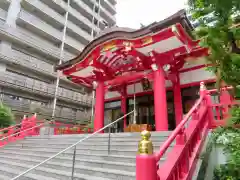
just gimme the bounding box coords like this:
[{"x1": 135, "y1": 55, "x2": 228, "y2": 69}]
[
  {"x1": 22, "y1": 136, "x2": 169, "y2": 143},
  {"x1": 0, "y1": 132, "x2": 173, "y2": 179},
  {"x1": 0, "y1": 160, "x2": 134, "y2": 180},
  {"x1": 25, "y1": 132, "x2": 172, "y2": 139},
  {"x1": 0, "y1": 174, "x2": 12, "y2": 180},
  {"x1": 7, "y1": 142, "x2": 166, "y2": 151},
  {"x1": 0, "y1": 151, "x2": 138, "y2": 163},
  {"x1": 1, "y1": 146, "x2": 172, "y2": 156},
  {"x1": 0, "y1": 147, "x2": 132, "y2": 156},
  {"x1": 12, "y1": 138, "x2": 170, "y2": 145},
  {"x1": 0, "y1": 154, "x2": 136, "y2": 172},
  {"x1": 0, "y1": 166, "x2": 59, "y2": 180}
]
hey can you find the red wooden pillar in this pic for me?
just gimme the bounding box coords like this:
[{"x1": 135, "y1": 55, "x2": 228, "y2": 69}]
[
  {"x1": 173, "y1": 73, "x2": 183, "y2": 126},
  {"x1": 153, "y1": 64, "x2": 168, "y2": 131},
  {"x1": 94, "y1": 81, "x2": 105, "y2": 133}
]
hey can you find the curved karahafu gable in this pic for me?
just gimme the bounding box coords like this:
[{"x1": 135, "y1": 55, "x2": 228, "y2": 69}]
[
  {"x1": 56, "y1": 10, "x2": 193, "y2": 71},
  {"x1": 55, "y1": 10, "x2": 208, "y2": 88}
]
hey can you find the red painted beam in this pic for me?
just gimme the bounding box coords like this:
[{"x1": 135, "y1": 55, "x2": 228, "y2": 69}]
[
  {"x1": 106, "y1": 71, "x2": 152, "y2": 87},
  {"x1": 105, "y1": 79, "x2": 216, "y2": 102},
  {"x1": 93, "y1": 60, "x2": 115, "y2": 80}
]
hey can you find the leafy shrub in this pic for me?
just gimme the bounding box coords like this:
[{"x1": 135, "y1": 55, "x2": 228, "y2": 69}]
[
  {"x1": 228, "y1": 105, "x2": 240, "y2": 125},
  {"x1": 212, "y1": 127, "x2": 240, "y2": 179},
  {"x1": 0, "y1": 103, "x2": 15, "y2": 128},
  {"x1": 83, "y1": 121, "x2": 94, "y2": 133}
]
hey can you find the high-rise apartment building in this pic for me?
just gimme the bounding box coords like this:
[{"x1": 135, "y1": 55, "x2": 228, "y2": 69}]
[{"x1": 0, "y1": 0, "x2": 116, "y2": 123}]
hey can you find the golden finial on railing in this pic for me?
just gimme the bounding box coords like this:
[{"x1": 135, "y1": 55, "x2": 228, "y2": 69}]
[{"x1": 138, "y1": 130, "x2": 153, "y2": 155}]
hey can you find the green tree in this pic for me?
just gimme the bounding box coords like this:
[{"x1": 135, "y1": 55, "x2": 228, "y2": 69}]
[
  {"x1": 188, "y1": 1, "x2": 240, "y2": 178},
  {"x1": 188, "y1": 0, "x2": 240, "y2": 93},
  {"x1": 0, "y1": 103, "x2": 15, "y2": 128}
]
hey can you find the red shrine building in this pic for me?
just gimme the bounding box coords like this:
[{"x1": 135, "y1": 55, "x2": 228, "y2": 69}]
[{"x1": 57, "y1": 10, "x2": 215, "y2": 132}]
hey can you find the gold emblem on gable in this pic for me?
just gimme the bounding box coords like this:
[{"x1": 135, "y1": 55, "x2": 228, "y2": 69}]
[
  {"x1": 102, "y1": 41, "x2": 117, "y2": 52},
  {"x1": 141, "y1": 37, "x2": 153, "y2": 46},
  {"x1": 123, "y1": 41, "x2": 133, "y2": 47}
]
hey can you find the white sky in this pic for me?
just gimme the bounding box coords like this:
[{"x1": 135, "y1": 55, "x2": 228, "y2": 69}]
[{"x1": 116, "y1": 0, "x2": 188, "y2": 29}]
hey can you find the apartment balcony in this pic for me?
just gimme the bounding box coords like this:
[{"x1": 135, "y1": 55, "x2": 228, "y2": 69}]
[
  {"x1": 100, "y1": 9, "x2": 116, "y2": 26},
  {"x1": 57, "y1": 87, "x2": 92, "y2": 107},
  {"x1": 21, "y1": 0, "x2": 94, "y2": 44},
  {"x1": 12, "y1": 49, "x2": 55, "y2": 74},
  {"x1": 0, "y1": 72, "x2": 55, "y2": 97},
  {"x1": 99, "y1": 1, "x2": 116, "y2": 24},
  {"x1": 0, "y1": 72, "x2": 91, "y2": 107},
  {"x1": 0, "y1": 47, "x2": 85, "y2": 95},
  {"x1": 17, "y1": 10, "x2": 84, "y2": 54},
  {"x1": 0, "y1": 48, "x2": 56, "y2": 77},
  {"x1": 0, "y1": 22, "x2": 75, "y2": 61},
  {"x1": 39, "y1": 0, "x2": 100, "y2": 35},
  {"x1": 102, "y1": 0, "x2": 116, "y2": 16},
  {"x1": 2, "y1": 96, "x2": 90, "y2": 122},
  {"x1": 0, "y1": 7, "x2": 7, "y2": 21},
  {"x1": 0, "y1": 0, "x2": 10, "y2": 12},
  {"x1": 108, "y1": 0, "x2": 117, "y2": 6},
  {"x1": 70, "y1": 0, "x2": 105, "y2": 30},
  {"x1": 82, "y1": 0, "x2": 116, "y2": 25}
]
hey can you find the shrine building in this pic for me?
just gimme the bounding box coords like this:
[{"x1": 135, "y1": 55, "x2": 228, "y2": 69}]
[{"x1": 56, "y1": 10, "x2": 215, "y2": 132}]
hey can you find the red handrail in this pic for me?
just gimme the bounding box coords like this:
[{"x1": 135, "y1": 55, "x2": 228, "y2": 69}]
[
  {"x1": 0, "y1": 122, "x2": 24, "y2": 133},
  {"x1": 155, "y1": 97, "x2": 203, "y2": 161},
  {"x1": 208, "y1": 86, "x2": 233, "y2": 93},
  {"x1": 136, "y1": 83, "x2": 236, "y2": 180},
  {"x1": 0, "y1": 114, "x2": 41, "y2": 147}
]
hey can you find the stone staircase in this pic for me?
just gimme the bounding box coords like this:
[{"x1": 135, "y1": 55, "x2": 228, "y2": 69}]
[{"x1": 0, "y1": 132, "x2": 173, "y2": 180}]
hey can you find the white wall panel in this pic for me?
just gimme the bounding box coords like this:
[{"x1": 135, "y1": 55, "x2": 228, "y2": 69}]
[
  {"x1": 180, "y1": 68, "x2": 215, "y2": 85},
  {"x1": 182, "y1": 57, "x2": 210, "y2": 69},
  {"x1": 105, "y1": 91, "x2": 120, "y2": 99},
  {"x1": 127, "y1": 83, "x2": 144, "y2": 95}
]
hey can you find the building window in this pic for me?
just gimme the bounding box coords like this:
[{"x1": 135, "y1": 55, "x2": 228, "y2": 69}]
[
  {"x1": 93, "y1": 31, "x2": 97, "y2": 37},
  {"x1": 93, "y1": 18, "x2": 98, "y2": 25},
  {"x1": 102, "y1": 20, "x2": 109, "y2": 28},
  {"x1": 94, "y1": 6, "x2": 99, "y2": 13}
]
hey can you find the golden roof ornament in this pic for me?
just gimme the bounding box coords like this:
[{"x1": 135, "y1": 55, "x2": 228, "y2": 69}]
[{"x1": 138, "y1": 130, "x2": 153, "y2": 155}]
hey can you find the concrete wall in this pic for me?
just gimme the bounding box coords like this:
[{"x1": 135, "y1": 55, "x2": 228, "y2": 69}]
[{"x1": 203, "y1": 146, "x2": 227, "y2": 180}]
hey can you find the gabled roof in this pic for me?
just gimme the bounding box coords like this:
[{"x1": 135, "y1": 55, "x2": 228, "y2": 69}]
[
  {"x1": 54, "y1": 10, "x2": 207, "y2": 88},
  {"x1": 56, "y1": 10, "x2": 193, "y2": 71}
]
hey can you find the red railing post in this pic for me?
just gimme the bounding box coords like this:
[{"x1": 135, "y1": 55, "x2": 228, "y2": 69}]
[
  {"x1": 176, "y1": 128, "x2": 187, "y2": 145},
  {"x1": 136, "y1": 130, "x2": 158, "y2": 180},
  {"x1": 200, "y1": 82, "x2": 215, "y2": 128},
  {"x1": 176, "y1": 128, "x2": 189, "y2": 174},
  {"x1": 7, "y1": 127, "x2": 15, "y2": 142},
  {"x1": 192, "y1": 110, "x2": 201, "y2": 141},
  {"x1": 0, "y1": 137, "x2": 3, "y2": 147},
  {"x1": 206, "y1": 92, "x2": 215, "y2": 128}
]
